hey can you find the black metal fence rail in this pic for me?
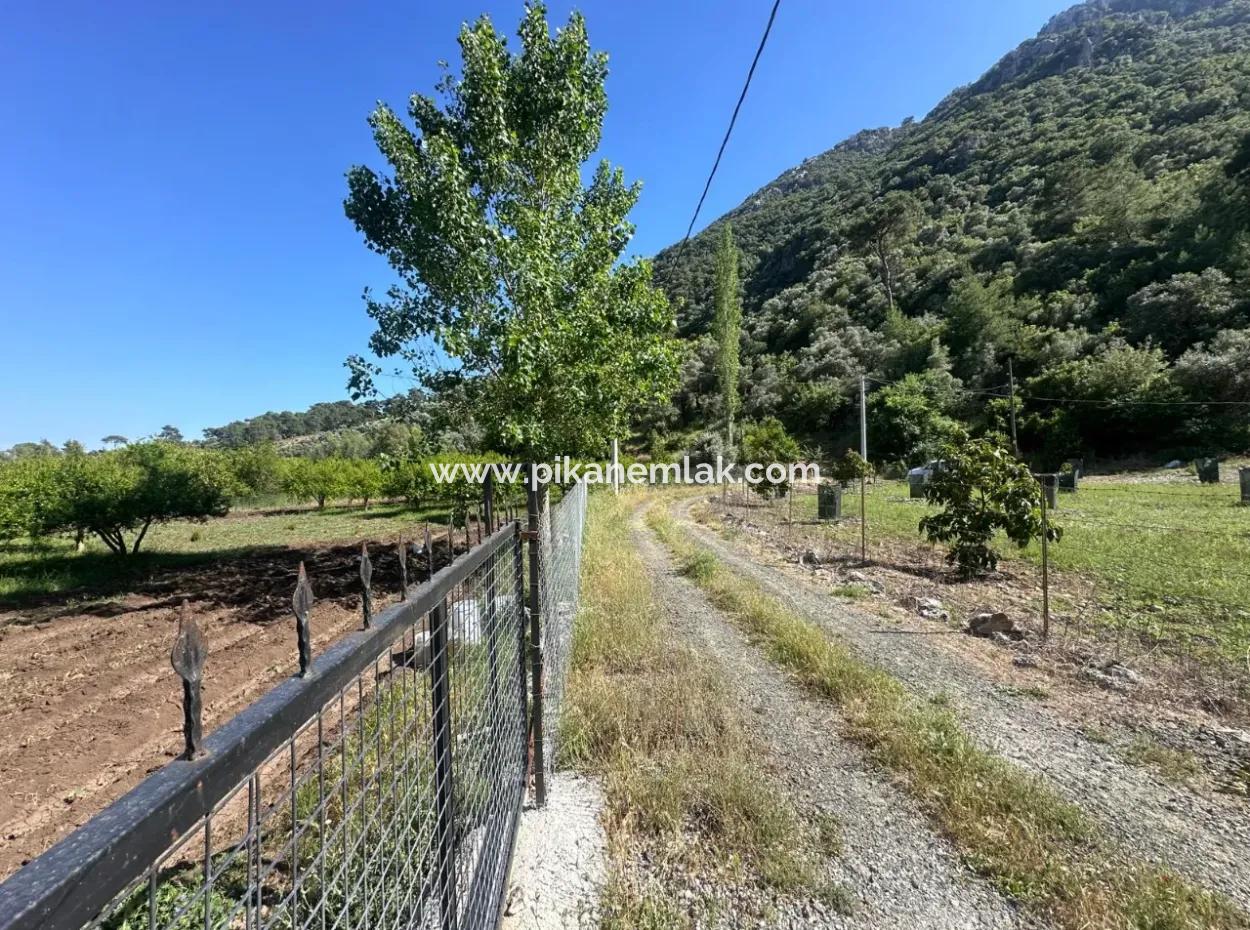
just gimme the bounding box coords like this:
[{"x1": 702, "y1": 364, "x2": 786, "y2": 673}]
[{"x1": 0, "y1": 522, "x2": 526, "y2": 930}]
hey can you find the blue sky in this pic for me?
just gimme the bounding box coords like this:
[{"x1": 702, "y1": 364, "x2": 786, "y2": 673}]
[{"x1": 0, "y1": 0, "x2": 1073, "y2": 448}]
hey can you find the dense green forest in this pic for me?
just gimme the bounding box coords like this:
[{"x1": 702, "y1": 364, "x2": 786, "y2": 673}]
[{"x1": 652, "y1": 0, "x2": 1250, "y2": 467}]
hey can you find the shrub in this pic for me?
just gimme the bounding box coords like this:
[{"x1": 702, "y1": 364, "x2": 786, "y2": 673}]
[
  {"x1": 226, "y1": 442, "x2": 283, "y2": 497},
  {"x1": 919, "y1": 438, "x2": 1060, "y2": 578},
  {"x1": 867, "y1": 371, "x2": 966, "y2": 466},
  {"x1": 741, "y1": 418, "x2": 801, "y2": 498},
  {"x1": 281, "y1": 458, "x2": 350, "y2": 509}
]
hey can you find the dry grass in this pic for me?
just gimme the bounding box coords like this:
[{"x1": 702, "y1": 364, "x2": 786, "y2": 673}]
[
  {"x1": 1122, "y1": 738, "x2": 1202, "y2": 784},
  {"x1": 559, "y1": 491, "x2": 844, "y2": 926},
  {"x1": 647, "y1": 502, "x2": 1249, "y2": 930}
]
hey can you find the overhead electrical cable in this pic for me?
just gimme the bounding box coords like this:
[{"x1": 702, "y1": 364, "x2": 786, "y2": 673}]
[{"x1": 674, "y1": 0, "x2": 782, "y2": 262}]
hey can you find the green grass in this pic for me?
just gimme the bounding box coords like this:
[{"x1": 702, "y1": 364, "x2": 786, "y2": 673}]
[
  {"x1": 0, "y1": 501, "x2": 456, "y2": 605},
  {"x1": 647, "y1": 502, "x2": 1248, "y2": 930},
  {"x1": 561, "y1": 491, "x2": 846, "y2": 927},
  {"x1": 780, "y1": 479, "x2": 1250, "y2": 659}
]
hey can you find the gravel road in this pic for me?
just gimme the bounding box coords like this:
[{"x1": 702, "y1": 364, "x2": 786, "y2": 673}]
[
  {"x1": 632, "y1": 512, "x2": 1036, "y2": 929},
  {"x1": 670, "y1": 498, "x2": 1250, "y2": 911}
]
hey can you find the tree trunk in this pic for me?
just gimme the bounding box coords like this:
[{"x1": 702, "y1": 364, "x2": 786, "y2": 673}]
[{"x1": 131, "y1": 517, "x2": 154, "y2": 555}]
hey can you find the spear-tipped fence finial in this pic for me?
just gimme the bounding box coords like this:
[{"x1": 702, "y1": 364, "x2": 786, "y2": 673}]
[
  {"x1": 359, "y1": 541, "x2": 373, "y2": 629},
  {"x1": 170, "y1": 600, "x2": 206, "y2": 760},
  {"x1": 292, "y1": 561, "x2": 314, "y2": 677}
]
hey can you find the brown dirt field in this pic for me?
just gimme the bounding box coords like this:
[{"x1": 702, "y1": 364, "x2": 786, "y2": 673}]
[{"x1": 0, "y1": 537, "x2": 462, "y2": 882}]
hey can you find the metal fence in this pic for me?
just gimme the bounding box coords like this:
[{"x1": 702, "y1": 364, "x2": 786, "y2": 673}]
[
  {"x1": 538, "y1": 481, "x2": 589, "y2": 779},
  {"x1": 719, "y1": 477, "x2": 1250, "y2": 710},
  {"x1": 0, "y1": 481, "x2": 589, "y2": 930}
]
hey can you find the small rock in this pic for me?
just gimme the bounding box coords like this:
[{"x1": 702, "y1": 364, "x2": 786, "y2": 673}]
[
  {"x1": 1165, "y1": 459, "x2": 1185, "y2": 469},
  {"x1": 1212, "y1": 726, "x2": 1250, "y2": 748},
  {"x1": 967, "y1": 611, "x2": 1017, "y2": 638},
  {"x1": 847, "y1": 570, "x2": 884, "y2": 593},
  {"x1": 1102, "y1": 662, "x2": 1141, "y2": 685},
  {"x1": 1012, "y1": 654, "x2": 1040, "y2": 669},
  {"x1": 1080, "y1": 666, "x2": 1132, "y2": 692},
  {"x1": 907, "y1": 596, "x2": 949, "y2": 621}
]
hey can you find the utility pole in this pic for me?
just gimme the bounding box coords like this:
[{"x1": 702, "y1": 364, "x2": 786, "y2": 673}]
[
  {"x1": 860, "y1": 376, "x2": 868, "y2": 566},
  {"x1": 1008, "y1": 358, "x2": 1019, "y2": 457}
]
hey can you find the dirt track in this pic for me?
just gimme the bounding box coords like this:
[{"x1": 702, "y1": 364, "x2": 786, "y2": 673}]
[
  {"x1": 0, "y1": 538, "x2": 452, "y2": 881},
  {"x1": 669, "y1": 497, "x2": 1250, "y2": 911},
  {"x1": 632, "y1": 508, "x2": 1035, "y2": 929}
]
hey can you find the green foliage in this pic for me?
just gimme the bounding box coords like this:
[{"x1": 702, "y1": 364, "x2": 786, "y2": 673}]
[
  {"x1": 343, "y1": 3, "x2": 679, "y2": 457},
  {"x1": 3, "y1": 442, "x2": 233, "y2": 557},
  {"x1": 828, "y1": 450, "x2": 872, "y2": 484},
  {"x1": 225, "y1": 442, "x2": 283, "y2": 496},
  {"x1": 280, "y1": 458, "x2": 350, "y2": 509},
  {"x1": 919, "y1": 438, "x2": 1059, "y2": 578},
  {"x1": 1021, "y1": 340, "x2": 1182, "y2": 459},
  {"x1": 344, "y1": 459, "x2": 384, "y2": 508},
  {"x1": 1124, "y1": 269, "x2": 1239, "y2": 358},
  {"x1": 712, "y1": 224, "x2": 743, "y2": 447},
  {"x1": 741, "y1": 418, "x2": 801, "y2": 497},
  {"x1": 867, "y1": 371, "x2": 967, "y2": 465},
  {"x1": 651, "y1": 2, "x2": 1250, "y2": 458},
  {"x1": 203, "y1": 401, "x2": 375, "y2": 448}
]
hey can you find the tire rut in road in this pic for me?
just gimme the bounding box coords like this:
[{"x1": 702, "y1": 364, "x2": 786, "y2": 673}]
[
  {"x1": 633, "y1": 512, "x2": 1036, "y2": 930},
  {"x1": 672, "y1": 498, "x2": 1250, "y2": 911}
]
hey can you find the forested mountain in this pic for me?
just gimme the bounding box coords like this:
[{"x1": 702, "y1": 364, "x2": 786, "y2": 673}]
[{"x1": 652, "y1": 0, "x2": 1250, "y2": 466}]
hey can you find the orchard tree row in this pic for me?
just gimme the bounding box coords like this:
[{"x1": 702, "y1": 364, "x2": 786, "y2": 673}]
[{"x1": 0, "y1": 442, "x2": 525, "y2": 557}]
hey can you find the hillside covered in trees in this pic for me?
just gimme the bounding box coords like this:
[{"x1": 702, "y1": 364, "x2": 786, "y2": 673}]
[{"x1": 652, "y1": 0, "x2": 1250, "y2": 466}]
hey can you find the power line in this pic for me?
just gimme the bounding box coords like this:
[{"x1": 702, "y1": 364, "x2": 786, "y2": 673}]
[
  {"x1": 1021, "y1": 393, "x2": 1250, "y2": 408},
  {"x1": 674, "y1": 0, "x2": 781, "y2": 262}
]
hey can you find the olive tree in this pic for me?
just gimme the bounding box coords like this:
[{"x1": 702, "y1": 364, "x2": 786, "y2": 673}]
[{"x1": 344, "y1": 3, "x2": 679, "y2": 459}]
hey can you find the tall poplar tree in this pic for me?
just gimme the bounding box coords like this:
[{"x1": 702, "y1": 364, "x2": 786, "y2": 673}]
[
  {"x1": 343, "y1": 4, "x2": 679, "y2": 459},
  {"x1": 712, "y1": 224, "x2": 742, "y2": 451}
]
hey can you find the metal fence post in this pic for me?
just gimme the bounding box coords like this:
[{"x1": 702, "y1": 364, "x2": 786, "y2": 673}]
[
  {"x1": 428, "y1": 597, "x2": 458, "y2": 928},
  {"x1": 1040, "y1": 476, "x2": 1051, "y2": 641},
  {"x1": 526, "y1": 466, "x2": 547, "y2": 807},
  {"x1": 513, "y1": 525, "x2": 528, "y2": 780},
  {"x1": 484, "y1": 471, "x2": 496, "y2": 532}
]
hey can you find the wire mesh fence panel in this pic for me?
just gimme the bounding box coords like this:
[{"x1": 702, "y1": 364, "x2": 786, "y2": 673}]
[
  {"x1": 716, "y1": 479, "x2": 1250, "y2": 708},
  {"x1": 537, "y1": 481, "x2": 589, "y2": 776},
  {"x1": 0, "y1": 525, "x2": 525, "y2": 930}
]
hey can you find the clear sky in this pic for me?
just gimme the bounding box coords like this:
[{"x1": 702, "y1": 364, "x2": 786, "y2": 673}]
[{"x1": 0, "y1": 0, "x2": 1075, "y2": 449}]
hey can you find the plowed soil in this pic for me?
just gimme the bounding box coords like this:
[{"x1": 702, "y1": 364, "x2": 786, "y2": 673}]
[{"x1": 0, "y1": 536, "x2": 459, "y2": 881}]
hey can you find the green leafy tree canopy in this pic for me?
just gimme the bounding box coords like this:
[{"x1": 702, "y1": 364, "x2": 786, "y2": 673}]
[
  {"x1": 344, "y1": 3, "x2": 679, "y2": 458},
  {"x1": 919, "y1": 438, "x2": 1060, "y2": 578},
  {"x1": 742, "y1": 417, "x2": 801, "y2": 498}
]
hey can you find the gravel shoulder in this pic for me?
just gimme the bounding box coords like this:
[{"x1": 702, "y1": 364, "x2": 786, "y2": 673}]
[
  {"x1": 671, "y1": 497, "x2": 1250, "y2": 911},
  {"x1": 502, "y1": 774, "x2": 606, "y2": 930},
  {"x1": 632, "y1": 508, "x2": 1036, "y2": 930}
]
